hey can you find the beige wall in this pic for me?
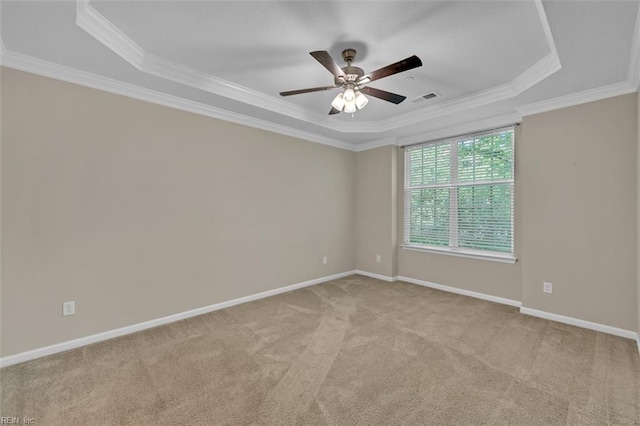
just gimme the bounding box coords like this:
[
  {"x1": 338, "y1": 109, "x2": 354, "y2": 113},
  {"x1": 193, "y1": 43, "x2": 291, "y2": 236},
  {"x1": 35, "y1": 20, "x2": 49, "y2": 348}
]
[
  {"x1": 2, "y1": 66, "x2": 638, "y2": 358},
  {"x1": 1, "y1": 68, "x2": 356, "y2": 357},
  {"x1": 355, "y1": 145, "x2": 397, "y2": 277},
  {"x1": 357, "y1": 94, "x2": 638, "y2": 331},
  {"x1": 0, "y1": 67, "x2": 3, "y2": 357},
  {"x1": 520, "y1": 94, "x2": 637, "y2": 331},
  {"x1": 638, "y1": 89, "x2": 640, "y2": 335},
  {"x1": 396, "y1": 128, "x2": 522, "y2": 302}
]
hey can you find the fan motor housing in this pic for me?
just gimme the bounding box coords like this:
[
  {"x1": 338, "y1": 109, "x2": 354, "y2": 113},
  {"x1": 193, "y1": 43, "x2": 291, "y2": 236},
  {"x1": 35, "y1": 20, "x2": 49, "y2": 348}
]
[{"x1": 336, "y1": 66, "x2": 364, "y2": 85}]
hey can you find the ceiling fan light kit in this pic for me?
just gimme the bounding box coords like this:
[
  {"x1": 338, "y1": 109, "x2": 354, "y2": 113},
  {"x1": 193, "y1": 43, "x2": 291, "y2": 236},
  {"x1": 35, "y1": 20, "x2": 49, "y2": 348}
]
[
  {"x1": 331, "y1": 84, "x2": 368, "y2": 114},
  {"x1": 280, "y1": 49, "x2": 422, "y2": 116}
]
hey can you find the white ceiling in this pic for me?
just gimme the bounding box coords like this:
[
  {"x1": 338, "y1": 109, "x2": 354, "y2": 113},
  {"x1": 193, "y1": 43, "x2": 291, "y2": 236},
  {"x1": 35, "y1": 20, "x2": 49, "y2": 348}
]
[{"x1": 1, "y1": 0, "x2": 639, "y2": 150}]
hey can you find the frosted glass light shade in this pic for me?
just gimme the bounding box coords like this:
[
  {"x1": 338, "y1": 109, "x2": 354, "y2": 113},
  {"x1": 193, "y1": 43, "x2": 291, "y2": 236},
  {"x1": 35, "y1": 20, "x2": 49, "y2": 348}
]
[
  {"x1": 355, "y1": 91, "x2": 368, "y2": 109},
  {"x1": 344, "y1": 100, "x2": 357, "y2": 113},
  {"x1": 343, "y1": 88, "x2": 355, "y2": 102},
  {"x1": 331, "y1": 92, "x2": 345, "y2": 110}
]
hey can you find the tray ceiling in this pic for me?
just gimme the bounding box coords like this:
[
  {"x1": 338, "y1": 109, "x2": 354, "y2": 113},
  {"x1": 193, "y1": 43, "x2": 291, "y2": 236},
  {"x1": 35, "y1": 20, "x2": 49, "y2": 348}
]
[{"x1": 1, "y1": 0, "x2": 639, "y2": 149}]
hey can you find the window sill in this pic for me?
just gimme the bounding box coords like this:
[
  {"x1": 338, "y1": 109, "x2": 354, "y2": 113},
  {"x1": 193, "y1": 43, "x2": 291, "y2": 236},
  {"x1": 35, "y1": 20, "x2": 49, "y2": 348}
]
[{"x1": 401, "y1": 245, "x2": 517, "y2": 264}]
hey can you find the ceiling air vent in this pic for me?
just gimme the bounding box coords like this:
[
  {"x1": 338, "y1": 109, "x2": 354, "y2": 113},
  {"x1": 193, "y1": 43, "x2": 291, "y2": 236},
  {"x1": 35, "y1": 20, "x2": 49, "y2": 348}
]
[{"x1": 411, "y1": 92, "x2": 440, "y2": 103}]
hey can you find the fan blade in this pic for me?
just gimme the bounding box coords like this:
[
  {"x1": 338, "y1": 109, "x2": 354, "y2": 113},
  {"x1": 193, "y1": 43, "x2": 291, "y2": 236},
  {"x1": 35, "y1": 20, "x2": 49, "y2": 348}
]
[
  {"x1": 279, "y1": 86, "x2": 337, "y2": 96},
  {"x1": 360, "y1": 86, "x2": 407, "y2": 104},
  {"x1": 310, "y1": 51, "x2": 346, "y2": 80},
  {"x1": 329, "y1": 107, "x2": 341, "y2": 115},
  {"x1": 358, "y1": 55, "x2": 422, "y2": 84}
]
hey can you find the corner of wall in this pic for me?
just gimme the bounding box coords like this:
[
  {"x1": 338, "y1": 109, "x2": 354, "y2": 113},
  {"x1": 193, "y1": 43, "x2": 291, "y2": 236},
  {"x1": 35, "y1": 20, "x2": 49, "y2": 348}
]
[
  {"x1": 637, "y1": 89, "x2": 640, "y2": 342},
  {"x1": 354, "y1": 145, "x2": 397, "y2": 278},
  {"x1": 390, "y1": 145, "x2": 399, "y2": 278}
]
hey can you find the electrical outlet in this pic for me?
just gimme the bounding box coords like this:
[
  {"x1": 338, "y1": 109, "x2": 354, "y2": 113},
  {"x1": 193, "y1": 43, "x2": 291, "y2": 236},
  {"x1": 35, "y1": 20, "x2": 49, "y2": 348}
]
[
  {"x1": 322, "y1": 256, "x2": 328, "y2": 264},
  {"x1": 376, "y1": 255, "x2": 381, "y2": 263},
  {"x1": 63, "y1": 301, "x2": 75, "y2": 316},
  {"x1": 543, "y1": 282, "x2": 553, "y2": 294}
]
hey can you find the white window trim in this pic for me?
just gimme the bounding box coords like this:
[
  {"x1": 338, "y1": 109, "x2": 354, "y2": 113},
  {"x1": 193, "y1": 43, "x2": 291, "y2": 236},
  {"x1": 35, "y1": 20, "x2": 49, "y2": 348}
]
[
  {"x1": 403, "y1": 126, "x2": 516, "y2": 263},
  {"x1": 401, "y1": 244, "x2": 517, "y2": 264}
]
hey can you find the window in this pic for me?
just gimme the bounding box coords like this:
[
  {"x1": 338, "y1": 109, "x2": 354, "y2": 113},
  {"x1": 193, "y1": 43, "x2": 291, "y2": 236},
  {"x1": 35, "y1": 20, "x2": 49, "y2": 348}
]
[{"x1": 403, "y1": 126, "x2": 515, "y2": 262}]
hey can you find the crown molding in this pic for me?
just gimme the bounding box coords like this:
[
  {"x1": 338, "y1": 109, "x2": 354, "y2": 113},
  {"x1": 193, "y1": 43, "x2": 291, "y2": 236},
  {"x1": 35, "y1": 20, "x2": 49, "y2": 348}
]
[
  {"x1": 396, "y1": 112, "x2": 523, "y2": 148},
  {"x1": 76, "y1": 0, "x2": 144, "y2": 66},
  {"x1": 535, "y1": 0, "x2": 559, "y2": 59},
  {"x1": 75, "y1": 0, "x2": 344, "y2": 132},
  {"x1": 380, "y1": 80, "x2": 514, "y2": 131},
  {"x1": 0, "y1": 50, "x2": 354, "y2": 151},
  {"x1": 2, "y1": 49, "x2": 528, "y2": 156},
  {"x1": 627, "y1": 3, "x2": 640, "y2": 89},
  {"x1": 351, "y1": 137, "x2": 398, "y2": 152},
  {"x1": 511, "y1": 52, "x2": 561, "y2": 94},
  {"x1": 5, "y1": 47, "x2": 633, "y2": 156},
  {"x1": 377, "y1": 53, "x2": 558, "y2": 132},
  {"x1": 351, "y1": 113, "x2": 523, "y2": 153},
  {"x1": 75, "y1": 0, "x2": 560, "y2": 135},
  {"x1": 357, "y1": 0, "x2": 560, "y2": 132},
  {"x1": 515, "y1": 81, "x2": 637, "y2": 117}
]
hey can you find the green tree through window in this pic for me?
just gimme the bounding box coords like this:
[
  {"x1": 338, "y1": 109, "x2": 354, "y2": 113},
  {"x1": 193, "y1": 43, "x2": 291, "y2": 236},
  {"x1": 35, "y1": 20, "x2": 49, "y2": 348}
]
[{"x1": 404, "y1": 128, "x2": 514, "y2": 257}]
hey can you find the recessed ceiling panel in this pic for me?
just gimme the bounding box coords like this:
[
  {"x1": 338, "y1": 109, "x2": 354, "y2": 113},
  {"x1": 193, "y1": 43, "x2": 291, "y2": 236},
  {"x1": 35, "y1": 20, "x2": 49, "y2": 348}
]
[{"x1": 92, "y1": 1, "x2": 550, "y2": 119}]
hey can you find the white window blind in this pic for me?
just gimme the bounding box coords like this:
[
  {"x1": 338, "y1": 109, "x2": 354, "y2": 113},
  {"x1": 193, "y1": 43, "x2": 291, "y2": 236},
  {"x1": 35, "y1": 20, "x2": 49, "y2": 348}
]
[{"x1": 404, "y1": 126, "x2": 515, "y2": 260}]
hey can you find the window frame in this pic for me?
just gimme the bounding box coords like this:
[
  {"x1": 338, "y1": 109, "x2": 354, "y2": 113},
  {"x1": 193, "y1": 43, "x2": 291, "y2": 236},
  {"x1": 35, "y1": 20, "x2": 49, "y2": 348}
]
[{"x1": 402, "y1": 126, "x2": 517, "y2": 264}]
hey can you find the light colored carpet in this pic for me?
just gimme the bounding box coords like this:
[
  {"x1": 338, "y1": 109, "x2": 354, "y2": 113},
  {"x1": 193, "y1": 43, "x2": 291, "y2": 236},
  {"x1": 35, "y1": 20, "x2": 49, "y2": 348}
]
[{"x1": 1, "y1": 275, "x2": 639, "y2": 425}]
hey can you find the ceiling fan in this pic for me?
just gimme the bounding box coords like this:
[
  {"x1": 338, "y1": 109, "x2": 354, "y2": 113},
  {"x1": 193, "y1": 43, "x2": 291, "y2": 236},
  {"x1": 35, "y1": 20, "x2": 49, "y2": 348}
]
[{"x1": 279, "y1": 49, "x2": 423, "y2": 115}]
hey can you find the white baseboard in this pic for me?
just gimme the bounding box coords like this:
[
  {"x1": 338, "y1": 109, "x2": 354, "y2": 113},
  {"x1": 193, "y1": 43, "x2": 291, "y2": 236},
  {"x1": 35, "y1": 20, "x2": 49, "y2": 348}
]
[
  {"x1": 4, "y1": 271, "x2": 638, "y2": 366},
  {"x1": 0, "y1": 270, "x2": 356, "y2": 368},
  {"x1": 520, "y1": 307, "x2": 639, "y2": 341},
  {"x1": 398, "y1": 275, "x2": 639, "y2": 353},
  {"x1": 396, "y1": 275, "x2": 522, "y2": 308},
  {"x1": 353, "y1": 270, "x2": 398, "y2": 282}
]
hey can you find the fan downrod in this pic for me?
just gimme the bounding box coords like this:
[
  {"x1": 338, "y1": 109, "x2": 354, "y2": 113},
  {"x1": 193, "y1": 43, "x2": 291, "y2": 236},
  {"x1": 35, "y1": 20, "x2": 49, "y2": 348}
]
[{"x1": 338, "y1": 49, "x2": 364, "y2": 84}]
